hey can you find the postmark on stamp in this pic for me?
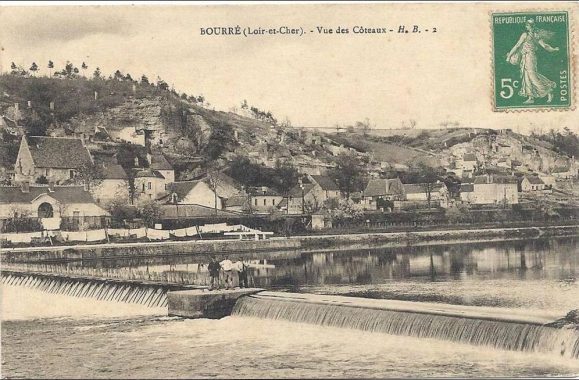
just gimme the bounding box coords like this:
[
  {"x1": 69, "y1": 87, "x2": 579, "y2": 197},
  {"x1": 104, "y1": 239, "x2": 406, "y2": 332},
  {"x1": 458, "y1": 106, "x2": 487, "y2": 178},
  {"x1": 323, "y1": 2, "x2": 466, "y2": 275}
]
[{"x1": 492, "y1": 11, "x2": 573, "y2": 111}]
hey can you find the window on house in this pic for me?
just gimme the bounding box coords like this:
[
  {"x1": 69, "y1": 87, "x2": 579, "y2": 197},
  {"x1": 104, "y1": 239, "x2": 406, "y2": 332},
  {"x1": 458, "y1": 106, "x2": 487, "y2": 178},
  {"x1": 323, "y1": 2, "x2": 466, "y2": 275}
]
[
  {"x1": 142, "y1": 183, "x2": 145, "y2": 192},
  {"x1": 273, "y1": 199, "x2": 276, "y2": 206},
  {"x1": 148, "y1": 182, "x2": 152, "y2": 190},
  {"x1": 263, "y1": 199, "x2": 266, "y2": 206},
  {"x1": 254, "y1": 199, "x2": 258, "y2": 206},
  {"x1": 69, "y1": 170, "x2": 74, "y2": 179}
]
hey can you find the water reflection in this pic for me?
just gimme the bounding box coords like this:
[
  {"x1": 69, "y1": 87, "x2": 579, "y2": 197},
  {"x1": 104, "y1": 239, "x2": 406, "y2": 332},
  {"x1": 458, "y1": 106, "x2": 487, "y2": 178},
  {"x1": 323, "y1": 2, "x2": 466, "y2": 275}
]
[{"x1": 11, "y1": 238, "x2": 578, "y2": 290}]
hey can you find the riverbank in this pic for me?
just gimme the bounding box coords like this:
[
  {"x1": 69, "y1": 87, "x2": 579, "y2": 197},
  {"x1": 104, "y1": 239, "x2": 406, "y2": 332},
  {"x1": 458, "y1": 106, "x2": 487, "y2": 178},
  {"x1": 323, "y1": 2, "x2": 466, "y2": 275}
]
[
  {"x1": 297, "y1": 224, "x2": 579, "y2": 252},
  {"x1": 1, "y1": 224, "x2": 577, "y2": 263}
]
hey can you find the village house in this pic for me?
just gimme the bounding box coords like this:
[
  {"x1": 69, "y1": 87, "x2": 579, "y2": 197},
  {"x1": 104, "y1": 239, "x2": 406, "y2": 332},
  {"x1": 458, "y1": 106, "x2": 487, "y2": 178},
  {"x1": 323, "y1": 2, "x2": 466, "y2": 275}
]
[
  {"x1": 148, "y1": 151, "x2": 175, "y2": 183},
  {"x1": 402, "y1": 182, "x2": 449, "y2": 208},
  {"x1": 521, "y1": 176, "x2": 546, "y2": 192},
  {"x1": 134, "y1": 169, "x2": 167, "y2": 200},
  {"x1": 14, "y1": 136, "x2": 93, "y2": 184},
  {"x1": 0, "y1": 183, "x2": 109, "y2": 230},
  {"x1": 90, "y1": 163, "x2": 129, "y2": 204},
  {"x1": 362, "y1": 178, "x2": 405, "y2": 210},
  {"x1": 247, "y1": 186, "x2": 283, "y2": 214},
  {"x1": 286, "y1": 175, "x2": 342, "y2": 214},
  {"x1": 463, "y1": 175, "x2": 519, "y2": 205},
  {"x1": 162, "y1": 180, "x2": 222, "y2": 209},
  {"x1": 551, "y1": 164, "x2": 577, "y2": 179}
]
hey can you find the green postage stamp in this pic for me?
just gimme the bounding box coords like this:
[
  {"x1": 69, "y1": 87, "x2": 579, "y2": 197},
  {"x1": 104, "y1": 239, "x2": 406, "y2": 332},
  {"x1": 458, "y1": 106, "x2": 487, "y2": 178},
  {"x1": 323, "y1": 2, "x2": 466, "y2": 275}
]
[{"x1": 492, "y1": 11, "x2": 573, "y2": 111}]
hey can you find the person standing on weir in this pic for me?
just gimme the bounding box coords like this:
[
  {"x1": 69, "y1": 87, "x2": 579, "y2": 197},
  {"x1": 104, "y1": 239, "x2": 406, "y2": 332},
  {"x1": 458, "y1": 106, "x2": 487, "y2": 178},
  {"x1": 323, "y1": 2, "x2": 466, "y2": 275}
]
[
  {"x1": 220, "y1": 256, "x2": 234, "y2": 290},
  {"x1": 208, "y1": 256, "x2": 221, "y2": 290},
  {"x1": 235, "y1": 257, "x2": 249, "y2": 288}
]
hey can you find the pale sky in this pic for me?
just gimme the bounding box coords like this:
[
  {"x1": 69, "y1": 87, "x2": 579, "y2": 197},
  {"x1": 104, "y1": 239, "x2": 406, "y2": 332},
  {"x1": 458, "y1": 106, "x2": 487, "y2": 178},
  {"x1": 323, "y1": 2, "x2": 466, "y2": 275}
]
[{"x1": 0, "y1": 2, "x2": 577, "y2": 133}]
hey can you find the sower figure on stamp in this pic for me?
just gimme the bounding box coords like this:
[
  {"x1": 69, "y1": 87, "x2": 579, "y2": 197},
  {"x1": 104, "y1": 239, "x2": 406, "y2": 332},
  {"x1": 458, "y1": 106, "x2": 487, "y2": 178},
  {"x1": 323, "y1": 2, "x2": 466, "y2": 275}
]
[{"x1": 506, "y1": 19, "x2": 559, "y2": 104}]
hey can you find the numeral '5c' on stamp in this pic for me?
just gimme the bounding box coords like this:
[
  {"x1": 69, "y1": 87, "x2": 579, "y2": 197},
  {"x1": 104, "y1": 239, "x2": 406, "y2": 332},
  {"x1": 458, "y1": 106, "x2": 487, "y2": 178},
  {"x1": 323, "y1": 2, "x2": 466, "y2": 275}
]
[{"x1": 492, "y1": 11, "x2": 573, "y2": 111}]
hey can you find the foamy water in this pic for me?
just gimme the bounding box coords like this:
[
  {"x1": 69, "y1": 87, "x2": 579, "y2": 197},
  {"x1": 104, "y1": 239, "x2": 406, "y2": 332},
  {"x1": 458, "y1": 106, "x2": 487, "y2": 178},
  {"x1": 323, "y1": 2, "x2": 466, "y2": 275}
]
[{"x1": 2, "y1": 284, "x2": 579, "y2": 378}]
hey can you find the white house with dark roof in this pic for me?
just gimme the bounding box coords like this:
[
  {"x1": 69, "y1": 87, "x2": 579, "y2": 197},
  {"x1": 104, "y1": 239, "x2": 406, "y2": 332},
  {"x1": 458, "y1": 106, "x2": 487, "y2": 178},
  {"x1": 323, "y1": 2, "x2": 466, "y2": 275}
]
[
  {"x1": 470, "y1": 175, "x2": 519, "y2": 204},
  {"x1": 148, "y1": 151, "x2": 175, "y2": 183},
  {"x1": 286, "y1": 175, "x2": 342, "y2": 214},
  {"x1": 14, "y1": 136, "x2": 93, "y2": 184},
  {"x1": 0, "y1": 183, "x2": 109, "y2": 230},
  {"x1": 403, "y1": 183, "x2": 449, "y2": 207},
  {"x1": 248, "y1": 186, "x2": 283, "y2": 214},
  {"x1": 162, "y1": 180, "x2": 222, "y2": 209},
  {"x1": 134, "y1": 169, "x2": 167, "y2": 200},
  {"x1": 90, "y1": 163, "x2": 129, "y2": 204},
  {"x1": 362, "y1": 178, "x2": 405, "y2": 210},
  {"x1": 521, "y1": 176, "x2": 546, "y2": 192}
]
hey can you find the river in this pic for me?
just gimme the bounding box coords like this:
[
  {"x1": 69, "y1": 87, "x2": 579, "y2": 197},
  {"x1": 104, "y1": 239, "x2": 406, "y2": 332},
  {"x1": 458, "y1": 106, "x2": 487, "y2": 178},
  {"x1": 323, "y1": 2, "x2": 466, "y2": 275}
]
[{"x1": 2, "y1": 237, "x2": 579, "y2": 378}]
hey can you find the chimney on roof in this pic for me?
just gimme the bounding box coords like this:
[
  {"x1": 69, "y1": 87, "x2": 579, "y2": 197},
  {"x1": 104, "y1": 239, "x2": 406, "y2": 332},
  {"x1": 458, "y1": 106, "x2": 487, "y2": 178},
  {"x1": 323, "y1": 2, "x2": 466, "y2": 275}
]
[
  {"x1": 27, "y1": 100, "x2": 32, "y2": 109},
  {"x1": 94, "y1": 91, "x2": 98, "y2": 101},
  {"x1": 14, "y1": 102, "x2": 20, "y2": 120},
  {"x1": 146, "y1": 153, "x2": 152, "y2": 166},
  {"x1": 134, "y1": 156, "x2": 140, "y2": 167},
  {"x1": 49, "y1": 101, "x2": 55, "y2": 111},
  {"x1": 21, "y1": 181, "x2": 29, "y2": 193},
  {"x1": 80, "y1": 133, "x2": 86, "y2": 147},
  {"x1": 48, "y1": 182, "x2": 55, "y2": 192}
]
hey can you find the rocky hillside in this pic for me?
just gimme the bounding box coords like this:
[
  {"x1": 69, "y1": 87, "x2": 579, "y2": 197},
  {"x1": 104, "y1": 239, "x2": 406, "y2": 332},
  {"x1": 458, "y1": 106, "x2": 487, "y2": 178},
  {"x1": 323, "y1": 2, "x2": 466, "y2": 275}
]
[{"x1": 0, "y1": 74, "x2": 575, "y2": 185}]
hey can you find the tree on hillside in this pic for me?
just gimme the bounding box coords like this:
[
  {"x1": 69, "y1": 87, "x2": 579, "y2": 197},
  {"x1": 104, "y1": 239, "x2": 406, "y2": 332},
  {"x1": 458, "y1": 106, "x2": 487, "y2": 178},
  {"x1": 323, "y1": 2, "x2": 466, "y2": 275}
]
[
  {"x1": 93, "y1": 67, "x2": 101, "y2": 79},
  {"x1": 125, "y1": 73, "x2": 133, "y2": 82},
  {"x1": 136, "y1": 198, "x2": 161, "y2": 228},
  {"x1": 141, "y1": 75, "x2": 149, "y2": 85},
  {"x1": 29, "y1": 62, "x2": 38, "y2": 76},
  {"x1": 271, "y1": 159, "x2": 299, "y2": 194},
  {"x1": 10, "y1": 62, "x2": 17, "y2": 74},
  {"x1": 47, "y1": 60, "x2": 54, "y2": 77},
  {"x1": 330, "y1": 152, "x2": 365, "y2": 198},
  {"x1": 63, "y1": 61, "x2": 75, "y2": 78},
  {"x1": 206, "y1": 167, "x2": 221, "y2": 215},
  {"x1": 74, "y1": 162, "x2": 104, "y2": 190},
  {"x1": 407, "y1": 161, "x2": 442, "y2": 208},
  {"x1": 197, "y1": 95, "x2": 205, "y2": 105},
  {"x1": 203, "y1": 122, "x2": 235, "y2": 160},
  {"x1": 114, "y1": 70, "x2": 124, "y2": 81},
  {"x1": 81, "y1": 62, "x2": 88, "y2": 77},
  {"x1": 355, "y1": 118, "x2": 371, "y2": 136},
  {"x1": 156, "y1": 77, "x2": 169, "y2": 91}
]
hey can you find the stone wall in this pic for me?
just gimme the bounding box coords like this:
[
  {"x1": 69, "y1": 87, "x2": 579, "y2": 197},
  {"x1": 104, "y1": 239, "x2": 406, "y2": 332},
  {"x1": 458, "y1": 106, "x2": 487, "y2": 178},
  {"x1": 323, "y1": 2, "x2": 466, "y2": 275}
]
[{"x1": 1, "y1": 238, "x2": 300, "y2": 263}]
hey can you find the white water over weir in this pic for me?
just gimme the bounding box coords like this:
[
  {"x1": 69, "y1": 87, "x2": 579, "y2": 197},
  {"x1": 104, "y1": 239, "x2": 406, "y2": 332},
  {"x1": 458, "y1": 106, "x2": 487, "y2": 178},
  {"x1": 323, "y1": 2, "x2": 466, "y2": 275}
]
[
  {"x1": 1, "y1": 271, "x2": 189, "y2": 308},
  {"x1": 232, "y1": 292, "x2": 579, "y2": 359}
]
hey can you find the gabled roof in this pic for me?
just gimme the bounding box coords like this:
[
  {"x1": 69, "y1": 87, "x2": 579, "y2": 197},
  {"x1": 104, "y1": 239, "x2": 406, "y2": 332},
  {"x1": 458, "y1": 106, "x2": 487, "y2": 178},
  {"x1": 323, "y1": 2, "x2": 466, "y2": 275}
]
[
  {"x1": 100, "y1": 164, "x2": 128, "y2": 180},
  {"x1": 166, "y1": 180, "x2": 202, "y2": 201},
  {"x1": 289, "y1": 183, "x2": 315, "y2": 197},
  {"x1": 403, "y1": 183, "x2": 446, "y2": 194},
  {"x1": 473, "y1": 175, "x2": 518, "y2": 184},
  {"x1": 463, "y1": 153, "x2": 477, "y2": 162},
  {"x1": 150, "y1": 152, "x2": 173, "y2": 171},
  {"x1": 552, "y1": 166, "x2": 571, "y2": 173},
  {"x1": 363, "y1": 178, "x2": 403, "y2": 197},
  {"x1": 248, "y1": 186, "x2": 280, "y2": 197},
  {"x1": 134, "y1": 169, "x2": 165, "y2": 179},
  {"x1": 225, "y1": 195, "x2": 249, "y2": 208},
  {"x1": 25, "y1": 136, "x2": 92, "y2": 169},
  {"x1": 309, "y1": 175, "x2": 340, "y2": 191},
  {"x1": 0, "y1": 185, "x2": 98, "y2": 204},
  {"x1": 524, "y1": 176, "x2": 545, "y2": 185}
]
